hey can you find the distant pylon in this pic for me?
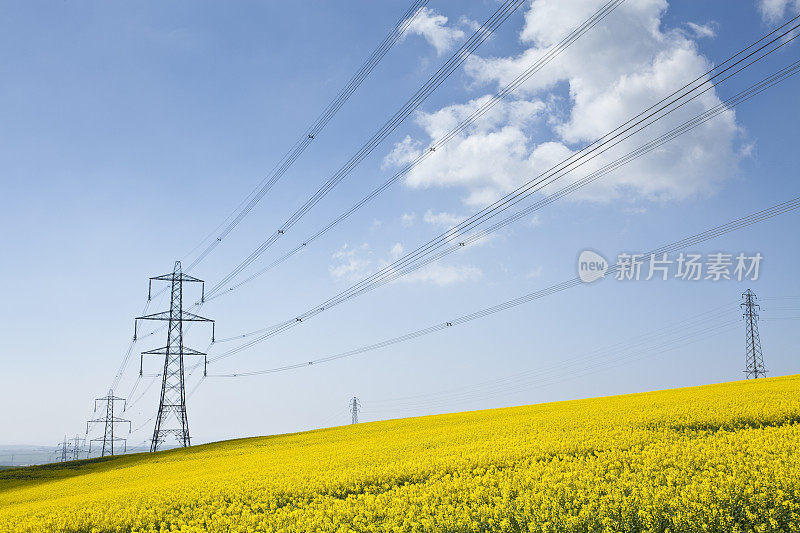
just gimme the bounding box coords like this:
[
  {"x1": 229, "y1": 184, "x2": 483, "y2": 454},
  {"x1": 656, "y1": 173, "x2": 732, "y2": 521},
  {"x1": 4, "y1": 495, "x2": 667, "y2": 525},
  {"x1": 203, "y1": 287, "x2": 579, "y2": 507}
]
[
  {"x1": 135, "y1": 261, "x2": 214, "y2": 452},
  {"x1": 350, "y1": 397, "x2": 361, "y2": 424},
  {"x1": 741, "y1": 289, "x2": 767, "y2": 379},
  {"x1": 68, "y1": 435, "x2": 86, "y2": 461},
  {"x1": 54, "y1": 436, "x2": 70, "y2": 463},
  {"x1": 86, "y1": 390, "x2": 131, "y2": 457}
]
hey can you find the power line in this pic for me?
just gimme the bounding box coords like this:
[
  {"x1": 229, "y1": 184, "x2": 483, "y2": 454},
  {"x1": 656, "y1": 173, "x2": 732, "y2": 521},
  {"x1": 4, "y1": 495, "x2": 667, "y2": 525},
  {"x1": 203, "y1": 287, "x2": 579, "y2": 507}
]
[
  {"x1": 207, "y1": 44, "x2": 800, "y2": 361},
  {"x1": 185, "y1": 0, "x2": 431, "y2": 271},
  {"x1": 361, "y1": 321, "x2": 741, "y2": 416},
  {"x1": 366, "y1": 304, "x2": 736, "y2": 408},
  {"x1": 106, "y1": 269, "x2": 172, "y2": 396},
  {"x1": 206, "y1": 0, "x2": 628, "y2": 298},
  {"x1": 97, "y1": 0, "x2": 527, "y2": 409},
  {"x1": 98, "y1": 0, "x2": 431, "y2": 409},
  {"x1": 96, "y1": 9, "x2": 800, "y2": 436},
  {"x1": 298, "y1": 309, "x2": 742, "y2": 427},
  {"x1": 287, "y1": 26, "x2": 800, "y2": 316},
  {"x1": 204, "y1": 0, "x2": 528, "y2": 298},
  {"x1": 205, "y1": 194, "x2": 800, "y2": 378}
]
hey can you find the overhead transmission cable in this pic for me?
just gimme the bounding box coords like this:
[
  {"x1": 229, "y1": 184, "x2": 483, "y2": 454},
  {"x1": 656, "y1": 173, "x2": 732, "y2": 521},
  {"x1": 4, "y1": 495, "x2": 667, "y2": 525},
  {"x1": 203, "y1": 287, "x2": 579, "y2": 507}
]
[
  {"x1": 207, "y1": 0, "x2": 628, "y2": 298},
  {"x1": 361, "y1": 320, "x2": 741, "y2": 415},
  {"x1": 100, "y1": 0, "x2": 431, "y2": 403},
  {"x1": 319, "y1": 55, "x2": 800, "y2": 297},
  {"x1": 116, "y1": 12, "x2": 800, "y2": 412},
  {"x1": 268, "y1": 21, "x2": 800, "y2": 313},
  {"x1": 204, "y1": 0, "x2": 528, "y2": 297},
  {"x1": 202, "y1": 16, "x2": 800, "y2": 355},
  {"x1": 361, "y1": 322, "x2": 742, "y2": 418},
  {"x1": 207, "y1": 41, "x2": 800, "y2": 360},
  {"x1": 365, "y1": 312, "x2": 736, "y2": 410},
  {"x1": 366, "y1": 302, "x2": 737, "y2": 406},
  {"x1": 185, "y1": 0, "x2": 431, "y2": 271},
  {"x1": 205, "y1": 194, "x2": 800, "y2": 378}
]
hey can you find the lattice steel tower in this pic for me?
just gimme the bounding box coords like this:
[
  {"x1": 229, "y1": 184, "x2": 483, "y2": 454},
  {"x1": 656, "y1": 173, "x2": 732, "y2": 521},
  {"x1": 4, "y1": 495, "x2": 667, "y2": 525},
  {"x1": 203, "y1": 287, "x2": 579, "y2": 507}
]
[
  {"x1": 86, "y1": 391, "x2": 130, "y2": 457},
  {"x1": 69, "y1": 435, "x2": 86, "y2": 461},
  {"x1": 350, "y1": 397, "x2": 361, "y2": 424},
  {"x1": 741, "y1": 289, "x2": 767, "y2": 379},
  {"x1": 135, "y1": 261, "x2": 214, "y2": 452},
  {"x1": 54, "y1": 436, "x2": 70, "y2": 463}
]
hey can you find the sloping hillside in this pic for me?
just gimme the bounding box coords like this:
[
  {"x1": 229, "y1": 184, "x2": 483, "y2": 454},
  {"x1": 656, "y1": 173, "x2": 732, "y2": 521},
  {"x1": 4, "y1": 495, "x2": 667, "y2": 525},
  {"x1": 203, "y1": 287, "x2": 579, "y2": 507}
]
[{"x1": 1, "y1": 375, "x2": 799, "y2": 532}]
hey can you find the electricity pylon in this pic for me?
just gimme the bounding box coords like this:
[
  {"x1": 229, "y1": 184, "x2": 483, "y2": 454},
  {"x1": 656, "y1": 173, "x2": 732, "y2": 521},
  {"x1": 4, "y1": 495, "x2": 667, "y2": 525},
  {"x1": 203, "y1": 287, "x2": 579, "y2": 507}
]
[
  {"x1": 350, "y1": 397, "x2": 361, "y2": 424},
  {"x1": 69, "y1": 435, "x2": 86, "y2": 461},
  {"x1": 741, "y1": 289, "x2": 767, "y2": 379},
  {"x1": 87, "y1": 390, "x2": 130, "y2": 457},
  {"x1": 135, "y1": 261, "x2": 214, "y2": 452},
  {"x1": 54, "y1": 436, "x2": 70, "y2": 462}
]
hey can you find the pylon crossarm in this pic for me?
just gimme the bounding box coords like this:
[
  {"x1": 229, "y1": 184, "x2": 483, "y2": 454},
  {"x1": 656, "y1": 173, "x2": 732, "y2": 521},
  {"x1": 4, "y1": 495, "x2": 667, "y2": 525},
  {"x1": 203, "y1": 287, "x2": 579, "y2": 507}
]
[
  {"x1": 141, "y1": 346, "x2": 207, "y2": 356},
  {"x1": 135, "y1": 311, "x2": 172, "y2": 322},
  {"x1": 150, "y1": 273, "x2": 204, "y2": 284},
  {"x1": 95, "y1": 395, "x2": 126, "y2": 402},
  {"x1": 181, "y1": 311, "x2": 213, "y2": 322},
  {"x1": 136, "y1": 310, "x2": 212, "y2": 322}
]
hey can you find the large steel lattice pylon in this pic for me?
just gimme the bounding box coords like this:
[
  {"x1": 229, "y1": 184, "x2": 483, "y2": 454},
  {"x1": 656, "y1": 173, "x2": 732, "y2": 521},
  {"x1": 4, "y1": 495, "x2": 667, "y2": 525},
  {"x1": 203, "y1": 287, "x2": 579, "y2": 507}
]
[
  {"x1": 741, "y1": 289, "x2": 767, "y2": 379},
  {"x1": 135, "y1": 261, "x2": 214, "y2": 452}
]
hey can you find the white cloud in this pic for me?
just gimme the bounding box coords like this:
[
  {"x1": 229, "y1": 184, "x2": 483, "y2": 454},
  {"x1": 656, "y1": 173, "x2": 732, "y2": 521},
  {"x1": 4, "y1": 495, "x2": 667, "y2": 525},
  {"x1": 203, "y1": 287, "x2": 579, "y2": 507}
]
[
  {"x1": 685, "y1": 22, "x2": 716, "y2": 39},
  {"x1": 329, "y1": 241, "x2": 479, "y2": 286},
  {"x1": 397, "y1": 263, "x2": 482, "y2": 286},
  {"x1": 423, "y1": 209, "x2": 464, "y2": 228},
  {"x1": 526, "y1": 266, "x2": 544, "y2": 278},
  {"x1": 390, "y1": 242, "x2": 404, "y2": 260},
  {"x1": 404, "y1": 7, "x2": 467, "y2": 55},
  {"x1": 385, "y1": 96, "x2": 547, "y2": 206},
  {"x1": 382, "y1": 136, "x2": 421, "y2": 170},
  {"x1": 758, "y1": 0, "x2": 800, "y2": 23},
  {"x1": 386, "y1": 0, "x2": 745, "y2": 206},
  {"x1": 400, "y1": 212, "x2": 416, "y2": 227},
  {"x1": 329, "y1": 243, "x2": 372, "y2": 281}
]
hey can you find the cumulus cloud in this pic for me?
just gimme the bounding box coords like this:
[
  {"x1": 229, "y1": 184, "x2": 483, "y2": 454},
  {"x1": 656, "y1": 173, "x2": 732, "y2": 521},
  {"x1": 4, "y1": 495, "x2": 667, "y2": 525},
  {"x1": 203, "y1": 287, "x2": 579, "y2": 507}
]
[
  {"x1": 403, "y1": 7, "x2": 468, "y2": 55},
  {"x1": 385, "y1": 96, "x2": 547, "y2": 206},
  {"x1": 526, "y1": 266, "x2": 544, "y2": 278},
  {"x1": 329, "y1": 243, "x2": 372, "y2": 281},
  {"x1": 685, "y1": 22, "x2": 716, "y2": 39},
  {"x1": 390, "y1": 242, "x2": 404, "y2": 260},
  {"x1": 329, "y1": 242, "x2": 480, "y2": 286},
  {"x1": 400, "y1": 212, "x2": 416, "y2": 227},
  {"x1": 758, "y1": 0, "x2": 800, "y2": 23},
  {"x1": 423, "y1": 209, "x2": 464, "y2": 227},
  {"x1": 397, "y1": 263, "x2": 483, "y2": 286},
  {"x1": 385, "y1": 0, "x2": 745, "y2": 207}
]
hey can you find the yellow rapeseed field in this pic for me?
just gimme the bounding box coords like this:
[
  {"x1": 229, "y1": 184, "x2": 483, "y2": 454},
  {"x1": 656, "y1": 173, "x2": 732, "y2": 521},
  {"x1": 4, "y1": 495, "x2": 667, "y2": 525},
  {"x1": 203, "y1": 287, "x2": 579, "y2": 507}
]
[{"x1": 1, "y1": 375, "x2": 799, "y2": 532}]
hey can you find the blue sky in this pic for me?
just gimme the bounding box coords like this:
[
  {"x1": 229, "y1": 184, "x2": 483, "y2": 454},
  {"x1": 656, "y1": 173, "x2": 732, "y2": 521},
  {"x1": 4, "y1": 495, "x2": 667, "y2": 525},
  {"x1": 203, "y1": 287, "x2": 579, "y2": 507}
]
[{"x1": 1, "y1": 0, "x2": 799, "y2": 448}]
